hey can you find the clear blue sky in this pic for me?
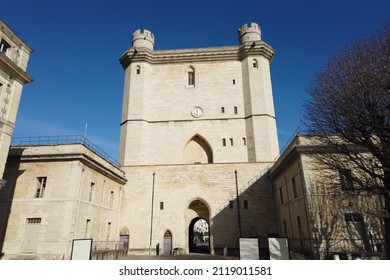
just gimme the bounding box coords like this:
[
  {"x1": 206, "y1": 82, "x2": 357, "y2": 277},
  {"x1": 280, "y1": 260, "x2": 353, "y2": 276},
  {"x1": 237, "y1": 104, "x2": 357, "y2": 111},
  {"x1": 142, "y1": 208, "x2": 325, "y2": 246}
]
[{"x1": 2, "y1": 0, "x2": 389, "y2": 160}]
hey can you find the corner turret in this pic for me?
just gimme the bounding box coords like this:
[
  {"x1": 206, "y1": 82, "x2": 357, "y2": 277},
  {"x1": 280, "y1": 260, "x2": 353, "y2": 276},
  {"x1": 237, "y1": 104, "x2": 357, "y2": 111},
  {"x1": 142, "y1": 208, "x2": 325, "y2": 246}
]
[
  {"x1": 238, "y1": 22, "x2": 261, "y2": 45},
  {"x1": 132, "y1": 29, "x2": 154, "y2": 50}
]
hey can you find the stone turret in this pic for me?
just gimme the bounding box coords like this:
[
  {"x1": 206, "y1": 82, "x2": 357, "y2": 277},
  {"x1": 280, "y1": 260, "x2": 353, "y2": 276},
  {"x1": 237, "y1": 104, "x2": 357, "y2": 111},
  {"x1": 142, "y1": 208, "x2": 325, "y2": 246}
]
[
  {"x1": 132, "y1": 29, "x2": 154, "y2": 50},
  {"x1": 238, "y1": 22, "x2": 261, "y2": 44}
]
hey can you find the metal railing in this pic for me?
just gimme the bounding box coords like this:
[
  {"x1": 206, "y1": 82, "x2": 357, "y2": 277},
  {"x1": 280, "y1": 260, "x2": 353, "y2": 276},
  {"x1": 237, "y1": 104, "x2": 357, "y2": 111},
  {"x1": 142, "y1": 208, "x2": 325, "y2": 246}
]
[{"x1": 11, "y1": 135, "x2": 119, "y2": 167}]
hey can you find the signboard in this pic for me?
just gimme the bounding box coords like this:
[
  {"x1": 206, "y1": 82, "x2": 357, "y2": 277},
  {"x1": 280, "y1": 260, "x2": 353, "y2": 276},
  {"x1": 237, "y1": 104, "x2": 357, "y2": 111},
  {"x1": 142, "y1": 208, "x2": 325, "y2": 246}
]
[
  {"x1": 239, "y1": 238, "x2": 259, "y2": 260},
  {"x1": 268, "y1": 237, "x2": 290, "y2": 260},
  {"x1": 71, "y1": 239, "x2": 93, "y2": 260}
]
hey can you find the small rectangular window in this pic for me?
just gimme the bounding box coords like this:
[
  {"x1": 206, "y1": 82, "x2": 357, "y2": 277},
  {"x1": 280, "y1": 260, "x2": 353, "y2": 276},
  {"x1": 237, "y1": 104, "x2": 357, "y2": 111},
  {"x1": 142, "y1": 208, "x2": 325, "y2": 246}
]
[
  {"x1": 0, "y1": 39, "x2": 11, "y2": 54},
  {"x1": 222, "y1": 138, "x2": 226, "y2": 146},
  {"x1": 232, "y1": 79, "x2": 236, "y2": 85},
  {"x1": 35, "y1": 177, "x2": 47, "y2": 198},
  {"x1": 230, "y1": 138, "x2": 234, "y2": 146},
  {"x1": 229, "y1": 201, "x2": 234, "y2": 209},
  {"x1": 160, "y1": 202, "x2": 164, "y2": 210},
  {"x1": 221, "y1": 107, "x2": 225, "y2": 113},
  {"x1": 234, "y1": 106, "x2": 238, "y2": 114},
  {"x1": 242, "y1": 137, "x2": 246, "y2": 146},
  {"x1": 244, "y1": 200, "x2": 248, "y2": 209},
  {"x1": 345, "y1": 213, "x2": 363, "y2": 223}
]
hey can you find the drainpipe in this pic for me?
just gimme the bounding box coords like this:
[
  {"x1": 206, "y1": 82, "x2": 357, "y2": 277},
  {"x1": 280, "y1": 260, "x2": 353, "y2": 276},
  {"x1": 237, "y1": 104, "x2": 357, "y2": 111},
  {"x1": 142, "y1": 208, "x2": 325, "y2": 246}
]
[{"x1": 149, "y1": 172, "x2": 156, "y2": 255}]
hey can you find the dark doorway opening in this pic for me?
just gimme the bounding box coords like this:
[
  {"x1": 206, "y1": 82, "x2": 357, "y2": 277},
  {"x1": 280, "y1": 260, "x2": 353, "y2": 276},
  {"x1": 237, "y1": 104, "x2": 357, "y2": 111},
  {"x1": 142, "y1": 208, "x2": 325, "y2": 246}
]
[{"x1": 189, "y1": 218, "x2": 210, "y2": 254}]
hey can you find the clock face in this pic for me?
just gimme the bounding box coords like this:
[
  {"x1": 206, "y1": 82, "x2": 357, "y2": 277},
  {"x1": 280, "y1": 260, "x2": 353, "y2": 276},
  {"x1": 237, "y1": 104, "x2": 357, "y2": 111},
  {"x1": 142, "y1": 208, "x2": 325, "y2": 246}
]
[{"x1": 191, "y1": 107, "x2": 203, "y2": 118}]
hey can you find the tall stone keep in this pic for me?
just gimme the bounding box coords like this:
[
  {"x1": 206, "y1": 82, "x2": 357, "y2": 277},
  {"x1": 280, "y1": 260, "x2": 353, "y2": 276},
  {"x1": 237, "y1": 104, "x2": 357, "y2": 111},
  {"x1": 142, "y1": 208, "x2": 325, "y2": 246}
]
[
  {"x1": 119, "y1": 23, "x2": 278, "y2": 166},
  {"x1": 118, "y1": 23, "x2": 279, "y2": 256}
]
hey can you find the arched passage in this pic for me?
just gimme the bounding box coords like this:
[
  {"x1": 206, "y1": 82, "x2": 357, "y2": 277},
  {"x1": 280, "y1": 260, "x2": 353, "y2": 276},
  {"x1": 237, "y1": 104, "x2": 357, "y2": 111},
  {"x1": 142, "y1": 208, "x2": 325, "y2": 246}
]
[
  {"x1": 183, "y1": 135, "x2": 213, "y2": 164},
  {"x1": 186, "y1": 199, "x2": 211, "y2": 254}
]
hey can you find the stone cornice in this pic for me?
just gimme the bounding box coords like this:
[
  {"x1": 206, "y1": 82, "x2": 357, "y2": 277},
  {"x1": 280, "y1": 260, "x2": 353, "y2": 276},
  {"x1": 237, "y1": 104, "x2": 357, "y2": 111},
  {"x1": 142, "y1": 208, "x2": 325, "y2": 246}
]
[
  {"x1": 0, "y1": 52, "x2": 33, "y2": 84},
  {"x1": 119, "y1": 41, "x2": 274, "y2": 69}
]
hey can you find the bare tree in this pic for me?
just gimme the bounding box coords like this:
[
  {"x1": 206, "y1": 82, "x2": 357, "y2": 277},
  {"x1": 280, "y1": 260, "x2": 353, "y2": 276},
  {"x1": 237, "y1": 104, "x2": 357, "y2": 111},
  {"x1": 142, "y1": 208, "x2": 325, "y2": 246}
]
[{"x1": 303, "y1": 24, "x2": 390, "y2": 258}]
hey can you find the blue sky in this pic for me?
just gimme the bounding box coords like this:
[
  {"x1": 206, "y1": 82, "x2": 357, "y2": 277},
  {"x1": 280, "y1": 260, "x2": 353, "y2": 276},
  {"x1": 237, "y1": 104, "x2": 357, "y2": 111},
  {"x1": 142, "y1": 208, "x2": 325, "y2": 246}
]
[{"x1": 2, "y1": 0, "x2": 389, "y2": 160}]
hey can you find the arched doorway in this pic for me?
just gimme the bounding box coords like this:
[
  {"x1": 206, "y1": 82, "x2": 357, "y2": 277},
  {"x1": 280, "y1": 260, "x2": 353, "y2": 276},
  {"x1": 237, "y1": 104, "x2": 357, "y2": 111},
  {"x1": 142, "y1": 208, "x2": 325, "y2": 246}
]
[
  {"x1": 186, "y1": 199, "x2": 211, "y2": 254},
  {"x1": 119, "y1": 227, "x2": 130, "y2": 253},
  {"x1": 163, "y1": 230, "x2": 172, "y2": 255}
]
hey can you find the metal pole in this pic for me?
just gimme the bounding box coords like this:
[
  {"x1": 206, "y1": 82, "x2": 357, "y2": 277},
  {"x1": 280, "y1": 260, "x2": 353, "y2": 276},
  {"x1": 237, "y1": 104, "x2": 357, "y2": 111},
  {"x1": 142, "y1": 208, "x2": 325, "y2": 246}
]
[
  {"x1": 149, "y1": 172, "x2": 155, "y2": 255},
  {"x1": 235, "y1": 170, "x2": 242, "y2": 238}
]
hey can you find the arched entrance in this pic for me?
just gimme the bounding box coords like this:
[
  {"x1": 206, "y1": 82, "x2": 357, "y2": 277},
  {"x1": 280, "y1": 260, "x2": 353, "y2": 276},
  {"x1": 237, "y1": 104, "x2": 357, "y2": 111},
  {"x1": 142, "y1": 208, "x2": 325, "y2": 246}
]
[
  {"x1": 186, "y1": 199, "x2": 211, "y2": 254},
  {"x1": 119, "y1": 227, "x2": 130, "y2": 253},
  {"x1": 163, "y1": 230, "x2": 172, "y2": 255}
]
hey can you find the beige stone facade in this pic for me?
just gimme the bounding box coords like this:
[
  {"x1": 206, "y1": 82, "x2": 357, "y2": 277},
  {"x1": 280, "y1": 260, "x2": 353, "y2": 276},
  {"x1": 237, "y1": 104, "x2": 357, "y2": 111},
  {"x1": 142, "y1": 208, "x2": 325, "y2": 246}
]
[
  {"x1": 269, "y1": 135, "x2": 384, "y2": 259},
  {"x1": 118, "y1": 23, "x2": 279, "y2": 256},
  {"x1": 0, "y1": 20, "x2": 33, "y2": 189},
  {"x1": 0, "y1": 141, "x2": 126, "y2": 259}
]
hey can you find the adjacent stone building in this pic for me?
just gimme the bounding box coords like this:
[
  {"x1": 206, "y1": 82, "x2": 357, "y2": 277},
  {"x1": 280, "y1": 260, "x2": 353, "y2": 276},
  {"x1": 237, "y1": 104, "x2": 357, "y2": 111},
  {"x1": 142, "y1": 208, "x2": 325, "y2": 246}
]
[
  {"x1": 269, "y1": 135, "x2": 385, "y2": 259},
  {"x1": 0, "y1": 19, "x2": 33, "y2": 189},
  {"x1": 0, "y1": 137, "x2": 126, "y2": 259},
  {"x1": 118, "y1": 22, "x2": 279, "y2": 256}
]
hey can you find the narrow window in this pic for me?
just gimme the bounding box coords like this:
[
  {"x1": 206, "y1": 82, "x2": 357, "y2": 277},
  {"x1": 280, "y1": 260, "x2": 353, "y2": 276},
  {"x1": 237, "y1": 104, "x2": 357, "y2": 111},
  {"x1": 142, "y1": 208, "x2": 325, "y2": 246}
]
[
  {"x1": 221, "y1": 107, "x2": 225, "y2": 113},
  {"x1": 283, "y1": 220, "x2": 287, "y2": 236},
  {"x1": 222, "y1": 138, "x2": 226, "y2": 146},
  {"x1": 292, "y1": 177, "x2": 297, "y2": 198},
  {"x1": 89, "y1": 182, "x2": 95, "y2": 202},
  {"x1": 232, "y1": 79, "x2": 236, "y2": 85},
  {"x1": 160, "y1": 202, "x2": 164, "y2": 210},
  {"x1": 106, "y1": 222, "x2": 111, "y2": 240},
  {"x1": 244, "y1": 200, "x2": 249, "y2": 209},
  {"x1": 230, "y1": 138, "x2": 234, "y2": 146},
  {"x1": 136, "y1": 66, "x2": 141, "y2": 74},
  {"x1": 234, "y1": 106, "x2": 238, "y2": 114},
  {"x1": 109, "y1": 191, "x2": 114, "y2": 208},
  {"x1": 187, "y1": 68, "x2": 195, "y2": 86},
  {"x1": 339, "y1": 168, "x2": 354, "y2": 191},
  {"x1": 242, "y1": 137, "x2": 246, "y2": 146},
  {"x1": 85, "y1": 219, "x2": 91, "y2": 238},
  {"x1": 35, "y1": 177, "x2": 47, "y2": 198},
  {"x1": 229, "y1": 201, "x2": 234, "y2": 209},
  {"x1": 280, "y1": 187, "x2": 284, "y2": 205}
]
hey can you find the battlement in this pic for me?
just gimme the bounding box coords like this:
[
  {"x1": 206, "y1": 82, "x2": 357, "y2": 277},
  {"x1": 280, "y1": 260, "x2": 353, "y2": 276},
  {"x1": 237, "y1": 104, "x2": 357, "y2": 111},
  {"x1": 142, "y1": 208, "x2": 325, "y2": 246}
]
[
  {"x1": 132, "y1": 29, "x2": 155, "y2": 50},
  {"x1": 238, "y1": 22, "x2": 262, "y2": 44}
]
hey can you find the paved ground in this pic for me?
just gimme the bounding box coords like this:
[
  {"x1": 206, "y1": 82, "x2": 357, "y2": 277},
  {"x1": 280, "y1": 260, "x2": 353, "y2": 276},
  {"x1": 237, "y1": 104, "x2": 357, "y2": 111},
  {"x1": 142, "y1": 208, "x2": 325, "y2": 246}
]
[{"x1": 120, "y1": 253, "x2": 238, "y2": 260}]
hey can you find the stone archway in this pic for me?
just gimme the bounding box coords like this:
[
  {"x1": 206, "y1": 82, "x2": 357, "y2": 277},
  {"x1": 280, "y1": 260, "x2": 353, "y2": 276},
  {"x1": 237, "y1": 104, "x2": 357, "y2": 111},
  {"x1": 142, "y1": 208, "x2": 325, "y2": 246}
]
[{"x1": 186, "y1": 199, "x2": 211, "y2": 254}]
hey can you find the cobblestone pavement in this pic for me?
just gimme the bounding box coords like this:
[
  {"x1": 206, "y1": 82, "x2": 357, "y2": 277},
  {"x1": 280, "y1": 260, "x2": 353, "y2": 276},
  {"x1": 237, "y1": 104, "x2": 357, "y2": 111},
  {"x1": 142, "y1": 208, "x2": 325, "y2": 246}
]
[{"x1": 120, "y1": 253, "x2": 238, "y2": 260}]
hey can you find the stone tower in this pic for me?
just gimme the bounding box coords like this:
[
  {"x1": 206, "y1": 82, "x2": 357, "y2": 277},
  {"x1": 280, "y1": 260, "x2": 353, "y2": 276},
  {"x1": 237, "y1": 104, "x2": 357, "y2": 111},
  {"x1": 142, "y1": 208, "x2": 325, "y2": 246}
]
[
  {"x1": 118, "y1": 23, "x2": 279, "y2": 256},
  {"x1": 119, "y1": 22, "x2": 278, "y2": 166}
]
